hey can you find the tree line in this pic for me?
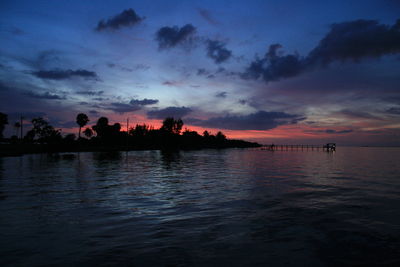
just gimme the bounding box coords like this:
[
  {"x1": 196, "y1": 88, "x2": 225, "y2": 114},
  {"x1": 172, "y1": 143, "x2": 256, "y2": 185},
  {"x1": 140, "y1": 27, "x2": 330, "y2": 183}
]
[{"x1": 0, "y1": 112, "x2": 260, "y2": 151}]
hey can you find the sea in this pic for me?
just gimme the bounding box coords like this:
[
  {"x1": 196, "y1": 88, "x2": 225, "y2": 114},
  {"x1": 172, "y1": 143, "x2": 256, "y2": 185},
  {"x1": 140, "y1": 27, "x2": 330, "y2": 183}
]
[{"x1": 1, "y1": 147, "x2": 399, "y2": 266}]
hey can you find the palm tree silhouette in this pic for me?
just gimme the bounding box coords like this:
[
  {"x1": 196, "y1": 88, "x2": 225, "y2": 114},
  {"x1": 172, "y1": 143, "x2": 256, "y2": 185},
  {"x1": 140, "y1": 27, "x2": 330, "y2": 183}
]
[
  {"x1": 83, "y1": 127, "x2": 93, "y2": 138},
  {"x1": 76, "y1": 113, "x2": 89, "y2": 139},
  {"x1": 0, "y1": 112, "x2": 8, "y2": 139}
]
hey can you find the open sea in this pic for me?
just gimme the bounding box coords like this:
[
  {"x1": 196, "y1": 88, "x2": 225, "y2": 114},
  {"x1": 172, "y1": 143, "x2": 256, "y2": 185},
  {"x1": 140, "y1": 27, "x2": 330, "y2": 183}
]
[{"x1": 1, "y1": 147, "x2": 399, "y2": 266}]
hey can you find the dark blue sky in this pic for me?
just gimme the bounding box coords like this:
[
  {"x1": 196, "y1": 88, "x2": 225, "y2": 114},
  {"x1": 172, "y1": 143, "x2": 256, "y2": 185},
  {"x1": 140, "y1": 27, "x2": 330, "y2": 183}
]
[{"x1": 1, "y1": 0, "x2": 400, "y2": 145}]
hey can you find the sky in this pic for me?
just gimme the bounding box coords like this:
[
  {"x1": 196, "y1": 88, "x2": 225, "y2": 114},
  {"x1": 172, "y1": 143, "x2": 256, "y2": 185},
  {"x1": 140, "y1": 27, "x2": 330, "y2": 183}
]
[{"x1": 1, "y1": 0, "x2": 400, "y2": 146}]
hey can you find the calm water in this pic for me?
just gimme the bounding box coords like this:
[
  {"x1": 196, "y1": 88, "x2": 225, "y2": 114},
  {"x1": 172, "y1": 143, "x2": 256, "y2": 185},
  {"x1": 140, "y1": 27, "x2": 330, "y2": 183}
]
[{"x1": 1, "y1": 147, "x2": 400, "y2": 266}]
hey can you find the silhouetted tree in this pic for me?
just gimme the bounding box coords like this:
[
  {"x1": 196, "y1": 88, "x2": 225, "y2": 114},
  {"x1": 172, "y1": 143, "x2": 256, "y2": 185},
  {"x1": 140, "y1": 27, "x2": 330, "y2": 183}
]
[
  {"x1": 64, "y1": 133, "x2": 76, "y2": 142},
  {"x1": 183, "y1": 129, "x2": 201, "y2": 138},
  {"x1": 91, "y1": 117, "x2": 122, "y2": 143},
  {"x1": 129, "y1": 124, "x2": 150, "y2": 137},
  {"x1": 76, "y1": 113, "x2": 89, "y2": 139},
  {"x1": 1, "y1": 113, "x2": 260, "y2": 155},
  {"x1": 30, "y1": 117, "x2": 62, "y2": 143},
  {"x1": 92, "y1": 117, "x2": 109, "y2": 138},
  {"x1": 112, "y1": 123, "x2": 121, "y2": 132},
  {"x1": 216, "y1": 131, "x2": 226, "y2": 141},
  {"x1": 24, "y1": 129, "x2": 35, "y2": 142},
  {"x1": 161, "y1": 117, "x2": 183, "y2": 134},
  {"x1": 0, "y1": 112, "x2": 8, "y2": 139},
  {"x1": 83, "y1": 127, "x2": 93, "y2": 138}
]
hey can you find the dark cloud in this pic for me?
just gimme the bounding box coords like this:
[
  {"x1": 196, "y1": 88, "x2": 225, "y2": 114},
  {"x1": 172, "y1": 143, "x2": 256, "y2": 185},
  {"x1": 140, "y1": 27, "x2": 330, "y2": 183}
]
[
  {"x1": 106, "y1": 98, "x2": 158, "y2": 114},
  {"x1": 186, "y1": 111, "x2": 305, "y2": 130},
  {"x1": 243, "y1": 19, "x2": 400, "y2": 83},
  {"x1": 339, "y1": 109, "x2": 381, "y2": 120},
  {"x1": 215, "y1": 91, "x2": 227, "y2": 98},
  {"x1": 108, "y1": 102, "x2": 142, "y2": 114},
  {"x1": 162, "y1": 80, "x2": 180, "y2": 86},
  {"x1": 381, "y1": 96, "x2": 400, "y2": 105},
  {"x1": 32, "y1": 69, "x2": 98, "y2": 80},
  {"x1": 197, "y1": 67, "x2": 236, "y2": 79},
  {"x1": 197, "y1": 68, "x2": 210, "y2": 76},
  {"x1": 130, "y1": 98, "x2": 158, "y2": 105},
  {"x1": 156, "y1": 24, "x2": 196, "y2": 49},
  {"x1": 197, "y1": 8, "x2": 219, "y2": 26},
  {"x1": 3, "y1": 26, "x2": 24, "y2": 35},
  {"x1": 325, "y1": 129, "x2": 354, "y2": 134},
  {"x1": 96, "y1": 8, "x2": 144, "y2": 31},
  {"x1": 50, "y1": 119, "x2": 76, "y2": 129},
  {"x1": 206, "y1": 40, "x2": 232, "y2": 64},
  {"x1": 107, "y1": 63, "x2": 149, "y2": 72},
  {"x1": 307, "y1": 19, "x2": 400, "y2": 66},
  {"x1": 76, "y1": 90, "x2": 104, "y2": 96},
  {"x1": 307, "y1": 129, "x2": 354, "y2": 134},
  {"x1": 147, "y1": 106, "x2": 192, "y2": 119},
  {"x1": 0, "y1": 81, "x2": 12, "y2": 91},
  {"x1": 7, "y1": 111, "x2": 46, "y2": 120},
  {"x1": 23, "y1": 91, "x2": 65, "y2": 100},
  {"x1": 134, "y1": 64, "x2": 150, "y2": 71},
  {"x1": 242, "y1": 44, "x2": 305, "y2": 82},
  {"x1": 386, "y1": 107, "x2": 400, "y2": 115},
  {"x1": 89, "y1": 110, "x2": 99, "y2": 115}
]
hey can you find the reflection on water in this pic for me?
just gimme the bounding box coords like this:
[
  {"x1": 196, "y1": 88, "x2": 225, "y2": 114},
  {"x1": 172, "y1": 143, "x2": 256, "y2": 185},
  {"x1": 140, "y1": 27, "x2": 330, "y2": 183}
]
[{"x1": 1, "y1": 148, "x2": 400, "y2": 266}]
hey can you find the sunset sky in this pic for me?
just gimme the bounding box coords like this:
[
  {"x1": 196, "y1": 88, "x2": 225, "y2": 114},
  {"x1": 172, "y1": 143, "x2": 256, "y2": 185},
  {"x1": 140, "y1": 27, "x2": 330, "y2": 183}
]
[{"x1": 1, "y1": 0, "x2": 400, "y2": 145}]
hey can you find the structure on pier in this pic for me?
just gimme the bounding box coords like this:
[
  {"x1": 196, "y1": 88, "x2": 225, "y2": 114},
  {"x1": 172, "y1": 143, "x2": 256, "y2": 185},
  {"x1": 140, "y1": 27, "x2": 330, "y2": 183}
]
[
  {"x1": 261, "y1": 143, "x2": 336, "y2": 152},
  {"x1": 323, "y1": 143, "x2": 336, "y2": 151}
]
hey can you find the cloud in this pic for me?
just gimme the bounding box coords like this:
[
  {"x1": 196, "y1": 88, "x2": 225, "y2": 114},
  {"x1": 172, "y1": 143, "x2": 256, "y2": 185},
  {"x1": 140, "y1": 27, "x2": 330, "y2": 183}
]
[
  {"x1": 162, "y1": 80, "x2": 181, "y2": 86},
  {"x1": 186, "y1": 111, "x2": 305, "y2": 130},
  {"x1": 156, "y1": 24, "x2": 196, "y2": 49},
  {"x1": 107, "y1": 63, "x2": 149, "y2": 72},
  {"x1": 106, "y1": 98, "x2": 158, "y2": 114},
  {"x1": 307, "y1": 19, "x2": 400, "y2": 66},
  {"x1": 196, "y1": 67, "x2": 236, "y2": 79},
  {"x1": 49, "y1": 119, "x2": 76, "y2": 129},
  {"x1": 89, "y1": 110, "x2": 99, "y2": 115},
  {"x1": 23, "y1": 91, "x2": 65, "y2": 100},
  {"x1": 197, "y1": 68, "x2": 210, "y2": 76},
  {"x1": 307, "y1": 129, "x2": 354, "y2": 134},
  {"x1": 76, "y1": 90, "x2": 104, "y2": 96},
  {"x1": 242, "y1": 44, "x2": 305, "y2": 82},
  {"x1": 243, "y1": 19, "x2": 400, "y2": 83},
  {"x1": 7, "y1": 111, "x2": 46, "y2": 120},
  {"x1": 3, "y1": 26, "x2": 24, "y2": 35},
  {"x1": 338, "y1": 109, "x2": 381, "y2": 120},
  {"x1": 386, "y1": 107, "x2": 400, "y2": 115},
  {"x1": 32, "y1": 69, "x2": 98, "y2": 80},
  {"x1": 147, "y1": 106, "x2": 192, "y2": 119},
  {"x1": 108, "y1": 102, "x2": 142, "y2": 114},
  {"x1": 215, "y1": 91, "x2": 227, "y2": 98},
  {"x1": 130, "y1": 98, "x2": 158, "y2": 105},
  {"x1": 325, "y1": 129, "x2": 354, "y2": 134},
  {"x1": 92, "y1": 97, "x2": 106, "y2": 101},
  {"x1": 206, "y1": 40, "x2": 232, "y2": 64},
  {"x1": 96, "y1": 8, "x2": 144, "y2": 31},
  {"x1": 0, "y1": 81, "x2": 12, "y2": 91},
  {"x1": 197, "y1": 8, "x2": 219, "y2": 26}
]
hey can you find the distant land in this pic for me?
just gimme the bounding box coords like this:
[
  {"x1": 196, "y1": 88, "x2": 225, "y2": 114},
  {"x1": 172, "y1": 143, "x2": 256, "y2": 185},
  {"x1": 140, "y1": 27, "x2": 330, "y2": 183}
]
[{"x1": 0, "y1": 112, "x2": 261, "y2": 157}]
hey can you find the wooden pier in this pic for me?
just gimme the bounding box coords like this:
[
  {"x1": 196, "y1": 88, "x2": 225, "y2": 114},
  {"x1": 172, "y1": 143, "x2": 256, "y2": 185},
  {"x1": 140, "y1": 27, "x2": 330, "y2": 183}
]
[{"x1": 261, "y1": 143, "x2": 336, "y2": 152}]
